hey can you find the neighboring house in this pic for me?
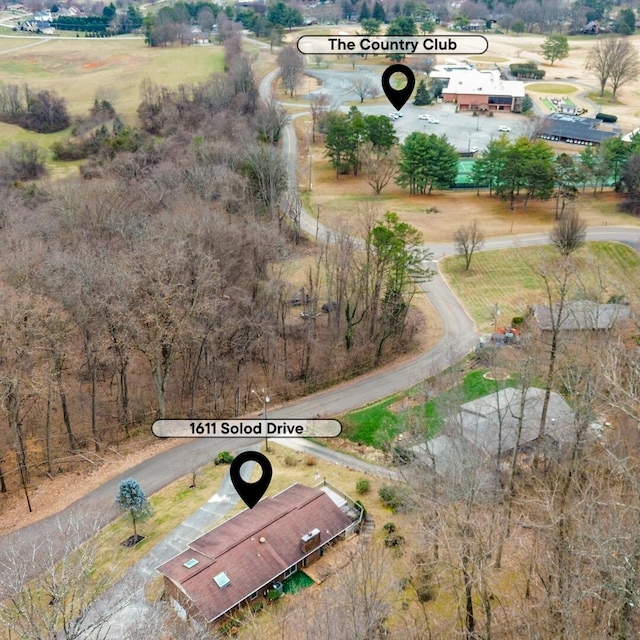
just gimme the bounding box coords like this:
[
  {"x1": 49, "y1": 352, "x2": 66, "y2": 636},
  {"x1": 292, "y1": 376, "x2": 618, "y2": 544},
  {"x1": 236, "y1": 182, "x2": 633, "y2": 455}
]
[
  {"x1": 581, "y1": 20, "x2": 607, "y2": 34},
  {"x1": 530, "y1": 300, "x2": 631, "y2": 334},
  {"x1": 157, "y1": 482, "x2": 362, "y2": 629},
  {"x1": 33, "y1": 10, "x2": 52, "y2": 21},
  {"x1": 441, "y1": 68, "x2": 525, "y2": 113},
  {"x1": 20, "y1": 19, "x2": 54, "y2": 34},
  {"x1": 413, "y1": 387, "x2": 576, "y2": 488},
  {"x1": 537, "y1": 113, "x2": 619, "y2": 146}
]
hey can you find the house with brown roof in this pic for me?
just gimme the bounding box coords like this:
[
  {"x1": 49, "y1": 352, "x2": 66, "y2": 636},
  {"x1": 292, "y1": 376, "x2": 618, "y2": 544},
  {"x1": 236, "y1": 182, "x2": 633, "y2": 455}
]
[{"x1": 157, "y1": 482, "x2": 362, "y2": 629}]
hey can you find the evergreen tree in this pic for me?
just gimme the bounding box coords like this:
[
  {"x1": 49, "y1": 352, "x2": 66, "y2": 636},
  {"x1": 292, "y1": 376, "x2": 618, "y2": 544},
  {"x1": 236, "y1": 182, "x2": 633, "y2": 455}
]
[
  {"x1": 413, "y1": 78, "x2": 432, "y2": 105},
  {"x1": 116, "y1": 478, "x2": 152, "y2": 540},
  {"x1": 359, "y1": 2, "x2": 370, "y2": 22},
  {"x1": 372, "y1": 1, "x2": 386, "y2": 22},
  {"x1": 396, "y1": 132, "x2": 458, "y2": 194},
  {"x1": 541, "y1": 35, "x2": 569, "y2": 66},
  {"x1": 614, "y1": 8, "x2": 635, "y2": 35}
]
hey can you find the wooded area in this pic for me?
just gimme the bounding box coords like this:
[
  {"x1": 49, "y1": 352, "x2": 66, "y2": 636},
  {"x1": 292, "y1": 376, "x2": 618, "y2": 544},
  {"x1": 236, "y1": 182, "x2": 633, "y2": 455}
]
[{"x1": 0, "y1": 38, "x2": 426, "y2": 503}]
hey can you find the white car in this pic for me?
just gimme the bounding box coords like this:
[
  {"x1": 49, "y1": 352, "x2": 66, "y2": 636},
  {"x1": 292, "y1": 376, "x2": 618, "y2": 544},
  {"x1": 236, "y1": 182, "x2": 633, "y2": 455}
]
[
  {"x1": 418, "y1": 114, "x2": 430, "y2": 120},
  {"x1": 388, "y1": 113, "x2": 400, "y2": 120},
  {"x1": 470, "y1": 146, "x2": 479, "y2": 153},
  {"x1": 498, "y1": 125, "x2": 512, "y2": 132},
  {"x1": 430, "y1": 118, "x2": 439, "y2": 124},
  {"x1": 393, "y1": 112, "x2": 403, "y2": 117}
]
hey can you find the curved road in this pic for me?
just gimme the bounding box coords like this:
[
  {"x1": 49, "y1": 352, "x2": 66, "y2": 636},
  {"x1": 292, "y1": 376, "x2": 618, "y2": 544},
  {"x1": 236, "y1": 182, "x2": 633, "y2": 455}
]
[{"x1": 4, "y1": 62, "x2": 639, "y2": 582}]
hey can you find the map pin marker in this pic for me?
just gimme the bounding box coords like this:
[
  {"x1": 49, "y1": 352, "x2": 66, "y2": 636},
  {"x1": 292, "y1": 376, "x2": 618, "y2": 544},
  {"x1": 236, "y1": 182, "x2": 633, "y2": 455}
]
[
  {"x1": 230, "y1": 451, "x2": 273, "y2": 509},
  {"x1": 381, "y1": 64, "x2": 416, "y2": 111}
]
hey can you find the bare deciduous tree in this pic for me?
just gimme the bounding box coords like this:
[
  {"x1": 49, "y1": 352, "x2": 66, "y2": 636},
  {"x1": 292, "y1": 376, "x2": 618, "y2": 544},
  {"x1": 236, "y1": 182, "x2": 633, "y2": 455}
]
[
  {"x1": 608, "y1": 38, "x2": 640, "y2": 100},
  {"x1": 549, "y1": 210, "x2": 587, "y2": 256},
  {"x1": 0, "y1": 510, "x2": 132, "y2": 640},
  {"x1": 361, "y1": 143, "x2": 398, "y2": 196},
  {"x1": 277, "y1": 46, "x2": 304, "y2": 97},
  {"x1": 453, "y1": 219, "x2": 485, "y2": 270},
  {"x1": 351, "y1": 77, "x2": 380, "y2": 103}
]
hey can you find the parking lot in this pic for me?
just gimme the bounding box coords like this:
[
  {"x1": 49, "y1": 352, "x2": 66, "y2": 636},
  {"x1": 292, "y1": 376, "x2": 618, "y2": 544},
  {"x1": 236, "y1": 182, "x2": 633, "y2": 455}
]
[
  {"x1": 306, "y1": 67, "x2": 528, "y2": 154},
  {"x1": 356, "y1": 100, "x2": 525, "y2": 153}
]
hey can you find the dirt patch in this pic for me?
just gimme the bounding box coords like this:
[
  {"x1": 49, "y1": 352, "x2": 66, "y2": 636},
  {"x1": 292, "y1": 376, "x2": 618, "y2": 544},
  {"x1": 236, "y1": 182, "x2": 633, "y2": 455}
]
[
  {"x1": 387, "y1": 396, "x2": 422, "y2": 414},
  {"x1": 327, "y1": 437, "x2": 389, "y2": 465}
]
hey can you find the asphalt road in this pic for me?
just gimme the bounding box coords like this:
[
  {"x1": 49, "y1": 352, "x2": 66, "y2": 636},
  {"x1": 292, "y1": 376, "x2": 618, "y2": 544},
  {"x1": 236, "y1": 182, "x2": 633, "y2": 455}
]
[{"x1": 4, "y1": 59, "x2": 639, "y2": 586}]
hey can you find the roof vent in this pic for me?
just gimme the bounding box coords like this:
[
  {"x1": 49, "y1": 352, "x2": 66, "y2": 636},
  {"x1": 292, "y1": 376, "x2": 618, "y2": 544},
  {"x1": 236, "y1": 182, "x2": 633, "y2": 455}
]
[{"x1": 260, "y1": 537, "x2": 266, "y2": 543}]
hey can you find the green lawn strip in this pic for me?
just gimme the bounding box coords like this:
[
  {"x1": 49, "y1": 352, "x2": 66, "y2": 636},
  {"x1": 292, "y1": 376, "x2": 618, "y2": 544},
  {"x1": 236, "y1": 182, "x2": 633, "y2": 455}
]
[
  {"x1": 440, "y1": 242, "x2": 640, "y2": 332},
  {"x1": 341, "y1": 370, "x2": 517, "y2": 448},
  {"x1": 585, "y1": 90, "x2": 621, "y2": 106},
  {"x1": 282, "y1": 571, "x2": 315, "y2": 594}
]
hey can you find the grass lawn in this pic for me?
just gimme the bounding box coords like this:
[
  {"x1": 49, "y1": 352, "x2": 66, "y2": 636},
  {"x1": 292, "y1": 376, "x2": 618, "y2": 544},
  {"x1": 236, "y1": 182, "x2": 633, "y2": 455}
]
[
  {"x1": 585, "y1": 89, "x2": 622, "y2": 105},
  {"x1": 0, "y1": 39, "x2": 225, "y2": 121},
  {"x1": 340, "y1": 369, "x2": 516, "y2": 447},
  {"x1": 440, "y1": 241, "x2": 640, "y2": 332},
  {"x1": 525, "y1": 82, "x2": 578, "y2": 94}
]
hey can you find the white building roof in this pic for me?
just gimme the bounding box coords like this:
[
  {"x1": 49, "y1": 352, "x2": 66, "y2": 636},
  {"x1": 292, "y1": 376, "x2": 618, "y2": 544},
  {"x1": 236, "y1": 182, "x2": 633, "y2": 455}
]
[{"x1": 443, "y1": 69, "x2": 525, "y2": 99}]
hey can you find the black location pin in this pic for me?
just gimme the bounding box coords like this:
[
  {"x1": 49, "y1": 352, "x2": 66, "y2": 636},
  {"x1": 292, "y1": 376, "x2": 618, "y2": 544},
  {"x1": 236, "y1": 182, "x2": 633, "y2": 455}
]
[
  {"x1": 381, "y1": 64, "x2": 416, "y2": 111},
  {"x1": 230, "y1": 451, "x2": 273, "y2": 509}
]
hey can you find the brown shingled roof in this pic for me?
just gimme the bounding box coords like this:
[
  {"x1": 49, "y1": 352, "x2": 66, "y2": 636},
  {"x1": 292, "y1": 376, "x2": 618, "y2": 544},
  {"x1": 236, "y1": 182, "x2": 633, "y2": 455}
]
[{"x1": 157, "y1": 483, "x2": 353, "y2": 622}]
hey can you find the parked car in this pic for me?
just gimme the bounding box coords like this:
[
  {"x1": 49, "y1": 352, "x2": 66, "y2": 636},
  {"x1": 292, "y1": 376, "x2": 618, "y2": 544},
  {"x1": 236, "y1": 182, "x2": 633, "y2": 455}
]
[
  {"x1": 470, "y1": 146, "x2": 479, "y2": 153},
  {"x1": 498, "y1": 125, "x2": 511, "y2": 132},
  {"x1": 418, "y1": 114, "x2": 430, "y2": 120},
  {"x1": 388, "y1": 113, "x2": 400, "y2": 120}
]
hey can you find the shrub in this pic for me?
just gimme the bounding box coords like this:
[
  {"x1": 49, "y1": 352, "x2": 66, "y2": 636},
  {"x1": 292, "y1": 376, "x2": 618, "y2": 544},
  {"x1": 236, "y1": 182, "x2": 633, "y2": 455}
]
[
  {"x1": 250, "y1": 601, "x2": 264, "y2": 613},
  {"x1": 511, "y1": 316, "x2": 524, "y2": 326},
  {"x1": 304, "y1": 454, "x2": 317, "y2": 466},
  {"x1": 284, "y1": 454, "x2": 298, "y2": 467},
  {"x1": 4, "y1": 142, "x2": 47, "y2": 180},
  {"x1": 383, "y1": 522, "x2": 396, "y2": 533},
  {"x1": 392, "y1": 445, "x2": 414, "y2": 465},
  {"x1": 356, "y1": 479, "x2": 371, "y2": 495},
  {"x1": 215, "y1": 451, "x2": 234, "y2": 465},
  {"x1": 266, "y1": 589, "x2": 281, "y2": 601},
  {"x1": 595, "y1": 112, "x2": 617, "y2": 123},
  {"x1": 509, "y1": 62, "x2": 545, "y2": 79},
  {"x1": 378, "y1": 485, "x2": 406, "y2": 512},
  {"x1": 384, "y1": 532, "x2": 405, "y2": 548}
]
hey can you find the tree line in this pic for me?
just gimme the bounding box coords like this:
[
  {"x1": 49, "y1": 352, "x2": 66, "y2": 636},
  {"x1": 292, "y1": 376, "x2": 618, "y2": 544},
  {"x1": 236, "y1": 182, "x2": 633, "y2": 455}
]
[{"x1": 318, "y1": 100, "x2": 640, "y2": 213}]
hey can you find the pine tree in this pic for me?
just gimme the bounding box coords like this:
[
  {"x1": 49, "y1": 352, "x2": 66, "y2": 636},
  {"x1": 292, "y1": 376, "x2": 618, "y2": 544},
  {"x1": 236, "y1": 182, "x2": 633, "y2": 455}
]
[
  {"x1": 359, "y1": 2, "x2": 371, "y2": 22},
  {"x1": 372, "y1": 1, "x2": 386, "y2": 23},
  {"x1": 413, "y1": 78, "x2": 432, "y2": 105},
  {"x1": 116, "y1": 478, "x2": 152, "y2": 541}
]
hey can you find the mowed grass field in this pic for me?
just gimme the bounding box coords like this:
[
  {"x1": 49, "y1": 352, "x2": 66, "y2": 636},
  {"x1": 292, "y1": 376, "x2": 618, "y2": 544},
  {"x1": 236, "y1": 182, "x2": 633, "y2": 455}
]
[
  {"x1": 0, "y1": 37, "x2": 224, "y2": 146},
  {"x1": 441, "y1": 241, "x2": 640, "y2": 331}
]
